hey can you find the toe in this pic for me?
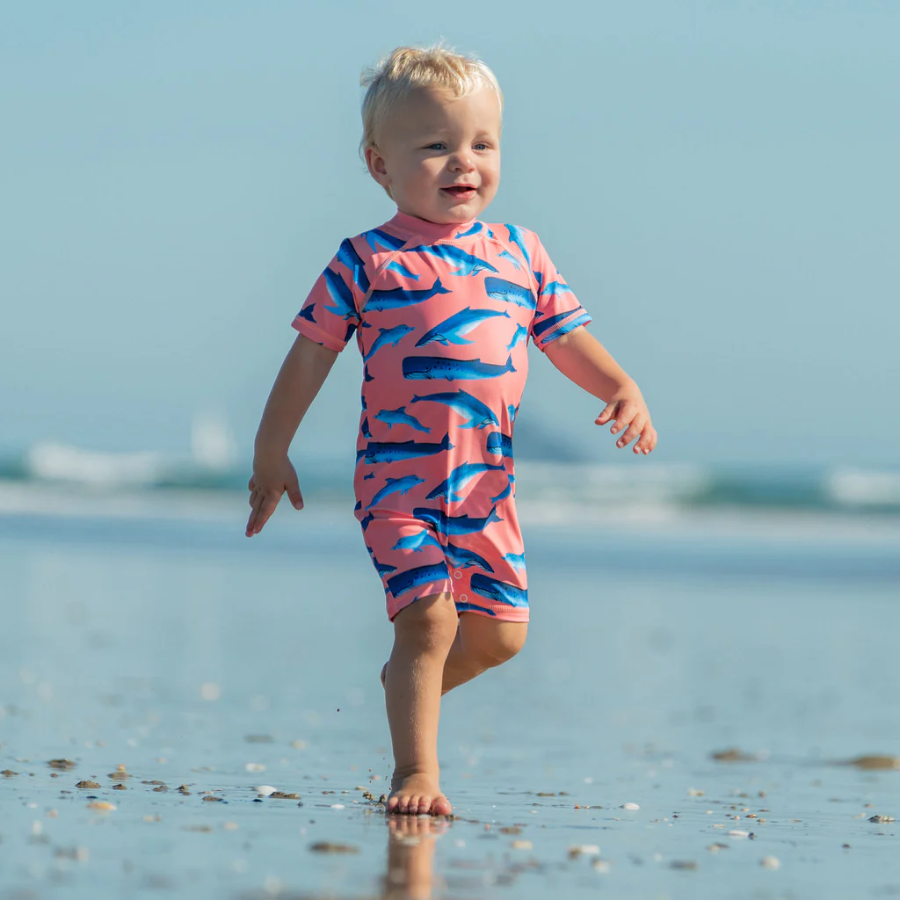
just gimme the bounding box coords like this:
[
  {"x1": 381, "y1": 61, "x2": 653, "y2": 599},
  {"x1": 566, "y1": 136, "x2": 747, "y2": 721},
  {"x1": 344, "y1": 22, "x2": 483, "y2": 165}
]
[{"x1": 432, "y1": 794, "x2": 452, "y2": 816}]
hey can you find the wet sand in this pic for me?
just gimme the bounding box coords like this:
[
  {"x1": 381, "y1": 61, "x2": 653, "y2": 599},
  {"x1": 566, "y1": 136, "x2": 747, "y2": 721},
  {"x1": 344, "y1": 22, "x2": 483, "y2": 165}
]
[{"x1": 1, "y1": 505, "x2": 899, "y2": 898}]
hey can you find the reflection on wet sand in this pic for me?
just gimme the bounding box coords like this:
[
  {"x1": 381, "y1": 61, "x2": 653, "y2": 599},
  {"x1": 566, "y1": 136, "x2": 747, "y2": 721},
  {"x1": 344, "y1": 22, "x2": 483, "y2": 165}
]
[{"x1": 380, "y1": 815, "x2": 448, "y2": 900}]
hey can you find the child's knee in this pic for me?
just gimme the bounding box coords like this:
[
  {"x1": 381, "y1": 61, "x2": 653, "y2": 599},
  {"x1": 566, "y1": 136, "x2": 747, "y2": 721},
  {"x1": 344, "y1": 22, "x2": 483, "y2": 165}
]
[
  {"x1": 392, "y1": 592, "x2": 459, "y2": 653},
  {"x1": 463, "y1": 618, "x2": 527, "y2": 668}
]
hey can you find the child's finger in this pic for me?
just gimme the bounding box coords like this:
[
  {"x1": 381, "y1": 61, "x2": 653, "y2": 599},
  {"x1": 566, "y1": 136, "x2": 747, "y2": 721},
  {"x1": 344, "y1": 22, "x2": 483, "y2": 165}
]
[
  {"x1": 248, "y1": 476, "x2": 256, "y2": 492},
  {"x1": 635, "y1": 426, "x2": 658, "y2": 455},
  {"x1": 595, "y1": 401, "x2": 618, "y2": 425},
  {"x1": 616, "y1": 417, "x2": 645, "y2": 448}
]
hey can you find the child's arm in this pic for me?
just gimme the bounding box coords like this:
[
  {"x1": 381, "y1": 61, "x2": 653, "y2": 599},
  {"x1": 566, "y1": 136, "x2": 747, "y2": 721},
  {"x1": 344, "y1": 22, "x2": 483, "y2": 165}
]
[
  {"x1": 246, "y1": 333, "x2": 339, "y2": 536},
  {"x1": 543, "y1": 326, "x2": 658, "y2": 455}
]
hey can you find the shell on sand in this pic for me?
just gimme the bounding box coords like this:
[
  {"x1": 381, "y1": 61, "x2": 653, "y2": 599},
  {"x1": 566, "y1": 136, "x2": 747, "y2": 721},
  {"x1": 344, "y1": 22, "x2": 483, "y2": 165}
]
[
  {"x1": 309, "y1": 842, "x2": 359, "y2": 854},
  {"x1": 842, "y1": 755, "x2": 900, "y2": 770}
]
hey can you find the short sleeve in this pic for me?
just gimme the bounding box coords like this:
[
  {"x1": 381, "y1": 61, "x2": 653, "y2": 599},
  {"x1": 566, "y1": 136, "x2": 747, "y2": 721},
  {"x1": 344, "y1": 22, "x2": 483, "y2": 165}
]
[
  {"x1": 292, "y1": 237, "x2": 368, "y2": 352},
  {"x1": 522, "y1": 231, "x2": 592, "y2": 352}
]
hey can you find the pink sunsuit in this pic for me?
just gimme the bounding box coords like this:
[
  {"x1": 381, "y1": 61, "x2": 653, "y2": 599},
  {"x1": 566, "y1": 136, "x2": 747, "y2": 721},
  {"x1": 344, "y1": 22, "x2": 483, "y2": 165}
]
[{"x1": 293, "y1": 211, "x2": 591, "y2": 622}]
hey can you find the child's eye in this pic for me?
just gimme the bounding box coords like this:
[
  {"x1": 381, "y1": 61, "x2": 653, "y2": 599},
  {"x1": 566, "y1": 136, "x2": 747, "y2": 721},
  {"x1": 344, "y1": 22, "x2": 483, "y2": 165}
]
[
  {"x1": 474, "y1": 143, "x2": 490, "y2": 151},
  {"x1": 425, "y1": 143, "x2": 446, "y2": 150}
]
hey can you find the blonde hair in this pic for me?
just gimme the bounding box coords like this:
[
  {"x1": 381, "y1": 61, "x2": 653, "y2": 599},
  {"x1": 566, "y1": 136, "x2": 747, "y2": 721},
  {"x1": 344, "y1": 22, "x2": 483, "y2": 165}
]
[{"x1": 360, "y1": 43, "x2": 503, "y2": 154}]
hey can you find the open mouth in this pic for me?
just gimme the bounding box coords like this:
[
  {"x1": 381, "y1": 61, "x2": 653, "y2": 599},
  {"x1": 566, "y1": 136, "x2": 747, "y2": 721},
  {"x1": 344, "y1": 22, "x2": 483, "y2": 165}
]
[{"x1": 442, "y1": 185, "x2": 476, "y2": 198}]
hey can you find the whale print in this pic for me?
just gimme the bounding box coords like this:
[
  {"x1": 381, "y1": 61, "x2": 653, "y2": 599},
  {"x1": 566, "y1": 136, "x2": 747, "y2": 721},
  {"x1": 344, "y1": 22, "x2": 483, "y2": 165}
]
[
  {"x1": 366, "y1": 278, "x2": 451, "y2": 312},
  {"x1": 363, "y1": 229, "x2": 406, "y2": 253},
  {"x1": 486, "y1": 432, "x2": 513, "y2": 458},
  {"x1": 456, "y1": 601, "x2": 497, "y2": 615},
  {"x1": 361, "y1": 417, "x2": 372, "y2": 439},
  {"x1": 497, "y1": 248, "x2": 522, "y2": 270},
  {"x1": 387, "y1": 562, "x2": 451, "y2": 598},
  {"x1": 410, "y1": 244, "x2": 498, "y2": 276},
  {"x1": 413, "y1": 506, "x2": 503, "y2": 536},
  {"x1": 360, "y1": 512, "x2": 375, "y2": 531},
  {"x1": 484, "y1": 276, "x2": 536, "y2": 310},
  {"x1": 471, "y1": 572, "x2": 528, "y2": 607},
  {"x1": 505, "y1": 224, "x2": 531, "y2": 268},
  {"x1": 410, "y1": 390, "x2": 499, "y2": 430},
  {"x1": 297, "y1": 304, "x2": 316, "y2": 324},
  {"x1": 392, "y1": 529, "x2": 442, "y2": 553},
  {"x1": 491, "y1": 473, "x2": 515, "y2": 503},
  {"x1": 415, "y1": 307, "x2": 511, "y2": 347},
  {"x1": 426, "y1": 461, "x2": 507, "y2": 502},
  {"x1": 336, "y1": 238, "x2": 370, "y2": 293},
  {"x1": 385, "y1": 260, "x2": 420, "y2": 281},
  {"x1": 363, "y1": 472, "x2": 375, "y2": 480},
  {"x1": 532, "y1": 308, "x2": 581, "y2": 339},
  {"x1": 322, "y1": 267, "x2": 358, "y2": 319},
  {"x1": 364, "y1": 433, "x2": 453, "y2": 464},
  {"x1": 363, "y1": 324, "x2": 415, "y2": 362},
  {"x1": 402, "y1": 354, "x2": 516, "y2": 381},
  {"x1": 508, "y1": 404, "x2": 518, "y2": 422},
  {"x1": 364, "y1": 366, "x2": 374, "y2": 382},
  {"x1": 445, "y1": 542, "x2": 495, "y2": 572},
  {"x1": 506, "y1": 323, "x2": 528, "y2": 350},
  {"x1": 367, "y1": 474, "x2": 426, "y2": 510},
  {"x1": 542, "y1": 280, "x2": 573, "y2": 296},
  {"x1": 374, "y1": 558, "x2": 398, "y2": 577},
  {"x1": 375, "y1": 406, "x2": 431, "y2": 434},
  {"x1": 542, "y1": 311, "x2": 590, "y2": 340},
  {"x1": 455, "y1": 222, "x2": 483, "y2": 239},
  {"x1": 502, "y1": 551, "x2": 526, "y2": 572}
]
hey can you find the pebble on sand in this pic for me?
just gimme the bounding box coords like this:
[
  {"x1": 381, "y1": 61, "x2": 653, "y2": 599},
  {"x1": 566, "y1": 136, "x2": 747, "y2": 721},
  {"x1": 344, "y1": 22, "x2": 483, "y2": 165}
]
[
  {"x1": 1, "y1": 769, "x2": 18, "y2": 777},
  {"x1": 670, "y1": 860, "x2": 699, "y2": 870},
  {"x1": 727, "y1": 830, "x2": 750, "y2": 838},
  {"x1": 245, "y1": 763, "x2": 266, "y2": 773},
  {"x1": 48, "y1": 759, "x2": 77, "y2": 770},
  {"x1": 269, "y1": 792, "x2": 300, "y2": 800},
  {"x1": 75, "y1": 780, "x2": 101, "y2": 789},
  {"x1": 621, "y1": 803, "x2": 640, "y2": 810},
  {"x1": 844, "y1": 755, "x2": 900, "y2": 770},
  {"x1": 511, "y1": 840, "x2": 533, "y2": 850},
  {"x1": 592, "y1": 859, "x2": 611, "y2": 873},
  {"x1": 761, "y1": 856, "x2": 781, "y2": 870},
  {"x1": 568, "y1": 845, "x2": 600, "y2": 858},
  {"x1": 108, "y1": 765, "x2": 131, "y2": 781},
  {"x1": 869, "y1": 815, "x2": 895, "y2": 823},
  {"x1": 86, "y1": 801, "x2": 116, "y2": 812}
]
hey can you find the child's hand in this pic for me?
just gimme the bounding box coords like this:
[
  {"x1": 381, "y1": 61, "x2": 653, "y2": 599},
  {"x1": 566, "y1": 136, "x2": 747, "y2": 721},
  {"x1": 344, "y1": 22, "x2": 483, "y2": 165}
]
[
  {"x1": 596, "y1": 385, "x2": 658, "y2": 455},
  {"x1": 246, "y1": 455, "x2": 304, "y2": 537}
]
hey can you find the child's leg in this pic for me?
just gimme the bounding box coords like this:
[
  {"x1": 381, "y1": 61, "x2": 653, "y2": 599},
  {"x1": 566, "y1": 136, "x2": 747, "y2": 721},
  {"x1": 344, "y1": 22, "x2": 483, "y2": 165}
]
[
  {"x1": 384, "y1": 592, "x2": 458, "y2": 815},
  {"x1": 440, "y1": 615, "x2": 527, "y2": 694}
]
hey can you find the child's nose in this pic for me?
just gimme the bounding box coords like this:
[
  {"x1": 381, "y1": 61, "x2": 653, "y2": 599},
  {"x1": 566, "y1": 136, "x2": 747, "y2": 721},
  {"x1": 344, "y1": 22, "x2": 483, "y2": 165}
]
[{"x1": 449, "y1": 152, "x2": 475, "y2": 172}]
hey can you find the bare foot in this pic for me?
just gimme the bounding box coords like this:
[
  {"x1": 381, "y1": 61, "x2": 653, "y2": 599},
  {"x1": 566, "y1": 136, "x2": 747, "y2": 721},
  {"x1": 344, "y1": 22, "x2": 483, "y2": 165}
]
[{"x1": 387, "y1": 772, "x2": 452, "y2": 816}]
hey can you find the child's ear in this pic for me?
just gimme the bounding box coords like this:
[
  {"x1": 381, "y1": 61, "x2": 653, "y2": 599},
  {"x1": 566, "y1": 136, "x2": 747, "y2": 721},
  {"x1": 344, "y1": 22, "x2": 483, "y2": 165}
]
[{"x1": 365, "y1": 146, "x2": 390, "y2": 189}]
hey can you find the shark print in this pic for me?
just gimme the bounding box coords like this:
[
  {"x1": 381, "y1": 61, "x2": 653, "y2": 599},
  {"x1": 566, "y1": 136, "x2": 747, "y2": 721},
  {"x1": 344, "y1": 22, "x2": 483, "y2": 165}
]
[
  {"x1": 374, "y1": 406, "x2": 431, "y2": 433},
  {"x1": 415, "y1": 307, "x2": 511, "y2": 347},
  {"x1": 291, "y1": 209, "x2": 590, "y2": 623}
]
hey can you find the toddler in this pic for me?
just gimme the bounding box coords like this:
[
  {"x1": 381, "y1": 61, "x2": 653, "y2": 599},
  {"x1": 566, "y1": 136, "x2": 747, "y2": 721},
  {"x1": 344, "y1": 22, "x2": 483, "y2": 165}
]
[{"x1": 247, "y1": 45, "x2": 657, "y2": 816}]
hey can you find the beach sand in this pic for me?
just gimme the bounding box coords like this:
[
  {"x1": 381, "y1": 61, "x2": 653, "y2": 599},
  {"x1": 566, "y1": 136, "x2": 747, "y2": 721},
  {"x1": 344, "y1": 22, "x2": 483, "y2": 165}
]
[{"x1": 1, "y1": 502, "x2": 899, "y2": 898}]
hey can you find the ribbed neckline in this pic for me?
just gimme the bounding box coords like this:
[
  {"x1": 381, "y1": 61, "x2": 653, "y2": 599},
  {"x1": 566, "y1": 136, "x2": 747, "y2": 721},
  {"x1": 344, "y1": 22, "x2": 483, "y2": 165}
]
[{"x1": 383, "y1": 209, "x2": 479, "y2": 244}]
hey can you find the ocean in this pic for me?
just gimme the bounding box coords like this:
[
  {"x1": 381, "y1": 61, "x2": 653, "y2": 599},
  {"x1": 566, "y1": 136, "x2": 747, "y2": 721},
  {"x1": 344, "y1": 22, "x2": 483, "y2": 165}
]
[{"x1": 1, "y1": 454, "x2": 899, "y2": 898}]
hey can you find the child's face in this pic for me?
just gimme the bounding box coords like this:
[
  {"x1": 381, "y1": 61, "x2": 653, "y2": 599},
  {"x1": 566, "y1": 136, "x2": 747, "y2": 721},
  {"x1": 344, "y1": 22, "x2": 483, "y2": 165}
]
[{"x1": 366, "y1": 84, "x2": 501, "y2": 224}]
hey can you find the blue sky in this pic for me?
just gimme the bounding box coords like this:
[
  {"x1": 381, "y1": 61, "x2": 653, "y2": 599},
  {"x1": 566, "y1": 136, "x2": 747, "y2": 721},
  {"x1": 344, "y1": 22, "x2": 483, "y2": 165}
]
[{"x1": 1, "y1": 1, "x2": 897, "y2": 468}]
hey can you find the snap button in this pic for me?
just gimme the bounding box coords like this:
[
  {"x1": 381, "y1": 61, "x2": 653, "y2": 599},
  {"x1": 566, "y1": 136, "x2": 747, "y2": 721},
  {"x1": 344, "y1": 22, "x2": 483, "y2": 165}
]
[
  {"x1": 453, "y1": 571, "x2": 462, "y2": 580},
  {"x1": 460, "y1": 593, "x2": 468, "y2": 602}
]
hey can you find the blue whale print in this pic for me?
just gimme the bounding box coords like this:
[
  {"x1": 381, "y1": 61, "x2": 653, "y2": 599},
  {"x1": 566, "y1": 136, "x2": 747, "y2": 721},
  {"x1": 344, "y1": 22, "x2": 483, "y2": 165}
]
[
  {"x1": 385, "y1": 260, "x2": 420, "y2": 281},
  {"x1": 542, "y1": 280, "x2": 573, "y2": 296},
  {"x1": 426, "y1": 461, "x2": 507, "y2": 502},
  {"x1": 445, "y1": 542, "x2": 495, "y2": 572},
  {"x1": 410, "y1": 390, "x2": 499, "y2": 429},
  {"x1": 375, "y1": 406, "x2": 431, "y2": 434},
  {"x1": 532, "y1": 308, "x2": 581, "y2": 339},
  {"x1": 502, "y1": 551, "x2": 526, "y2": 572},
  {"x1": 364, "y1": 324, "x2": 415, "y2": 363},
  {"x1": 322, "y1": 267, "x2": 358, "y2": 319},
  {"x1": 456, "y1": 601, "x2": 497, "y2": 616},
  {"x1": 410, "y1": 244, "x2": 498, "y2": 276},
  {"x1": 486, "y1": 432, "x2": 513, "y2": 458},
  {"x1": 497, "y1": 248, "x2": 522, "y2": 270},
  {"x1": 367, "y1": 474, "x2": 426, "y2": 510},
  {"x1": 470, "y1": 573, "x2": 528, "y2": 607},
  {"x1": 413, "y1": 506, "x2": 503, "y2": 536},
  {"x1": 363, "y1": 229, "x2": 406, "y2": 253},
  {"x1": 361, "y1": 416, "x2": 372, "y2": 438},
  {"x1": 415, "y1": 307, "x2": 511, "y2": 347},
  {"x1": 336, "y1": 238, "x2": 370, "y2": 293},
  {"x1": 455, "y1": 222, "x2": 483, "y2": 239},
  {"x1": 392, "y1": 529, "x2": 442, "y2": 553},
  {"x1": 374, "y1": 558, "x2": 397, "y2": 577},
  {"x1": 364, "y1": 433, "x2": 453, "y2": 464},
  {"x1": 402, "y1": 354, "x2": 516, "y2": 381},
  {"x1": 366, "y1": 278, "x2": 451, "y2": 312},
  {"x1": 484, "y1": 276, "x2": 536, "y2": 310},
  {"x1": 491, "y1": 473, "x2": 515, "y2": 503},
  {"x1": 508, "y1": 404, "x2": 518, "y2": 422},
  {"x1": 297, "y1": 304, "x2": 316, "y2": 324},
  {"x1": 544, "y1": 311, "x2": 590, "y2": 340},
  {"x1": 505, "y1": 224, "x2": 531, "y2": 268},
  {"x1": 387, "y1": 562, "x2": 451, "y2": 598},
  {"x1": 506, "y1": 323, "x2": 528, "y2": 350}
]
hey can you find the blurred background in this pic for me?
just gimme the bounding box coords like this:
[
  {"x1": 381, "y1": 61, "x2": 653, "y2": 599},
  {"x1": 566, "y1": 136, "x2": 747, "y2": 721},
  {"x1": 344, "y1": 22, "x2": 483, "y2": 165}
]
[{"x1": 2, "y1": 0, "x2": 898, "y2": 517}]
